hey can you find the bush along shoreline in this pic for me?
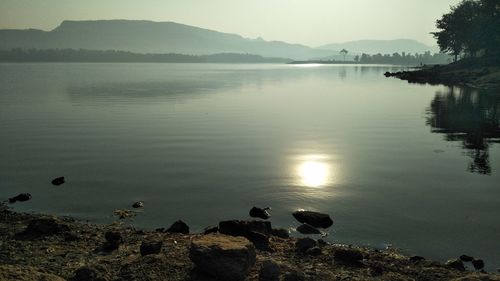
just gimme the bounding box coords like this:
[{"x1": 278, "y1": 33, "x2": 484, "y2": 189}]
[
  {"x1": 1, "y1": 200, "x2": 499, "y2": 281},
  {"x1": 384, "y1": 57, "x2": 500, "y2": 90}
]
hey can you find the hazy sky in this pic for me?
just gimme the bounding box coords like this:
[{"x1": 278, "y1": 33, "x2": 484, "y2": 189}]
[{"x1": 0, "y1": 0, "x2": 461, "y2": 47}]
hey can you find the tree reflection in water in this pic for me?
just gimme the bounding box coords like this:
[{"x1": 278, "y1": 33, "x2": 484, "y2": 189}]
[{"x1": 426, "y1": 87, "x2": 500, "y2": 174}]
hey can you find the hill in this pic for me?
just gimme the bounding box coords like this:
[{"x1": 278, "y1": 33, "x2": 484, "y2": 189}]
[{"x1": 0, "y1": 20, "x2": 334, "y2": 60}]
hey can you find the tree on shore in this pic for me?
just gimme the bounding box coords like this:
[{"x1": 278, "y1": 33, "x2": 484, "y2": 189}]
[
  {"x1": 432, "y1": 0, "x2": 500, "y2": 61},
  {"x1": 340, "y1": 49, "x2": 348, "y2": 62}
]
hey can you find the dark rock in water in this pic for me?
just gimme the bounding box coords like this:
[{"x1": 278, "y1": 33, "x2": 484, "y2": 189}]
[
  {"x1": 155, "y1": 227, "x2": 165, "y2": 232},
  {"x1": 8, "y1": 193, "x2": 32, "y2": 204},
  {"x1": 472, "y1": 259, "x2": 485, "y2": 270},
  {"x1": 445, "y1": 259, "x2": 465, "y2": 271},
  {"x1": 271, "y1": 228, "x2": 290, "y2": 238},
  {"x1": 283, "y1": 270, "x2": 306, "y2": 281},
  {"x1": 317, "y1": 239, "x2": 329, "y2": 247},
  {"x1": 51, "y1": 177, "x2": 65, "y2": 186},
  {"x1": 140, "y1": 241, "x2": 163, "y2": 256},
  {"x1": 132, "y1": 201, "x2": 144, "y2": 208},
  {"x1": 459, "y1": 254, "x2": 474, "y2": 262},
  {"x1": 292, "y1": 210, "x2": 333, "y2": 228},
  {"x1": 305, "y1": 246, "x2": 322, "y2": 256},
  {"x1": 219, "y1": 220, "x2": 272, "y2": 236},
  {"x1": 20, "y1": 218, "x2": 69, "y2": 237},
  {"x1": 166, "y1": 220, "x2": 189, "y2": 234},
  {"x1": 296, "y1": 223, "x2": 321, "y2": 235},
  {"x1": 409, "y1": 256, "x2": 425, "y2": 263},
  {"x1": 103, "y1": 231, "x2": 123, "y2": 252},
  {"x1": 203, "y1": 226, "x2": 218, "y2": 234},
  {"x1": 295, "y1": 237, "x2": 317, "y2": 253},
  {"x1": 259, "y1": 259, "x2": 281, "y2": 281},
  {"x1": 190, "y1": 234, "x2": 256, "y2": 281},
  {"x1": 334, "y1": 248, "x2": 364, "y2": 265},
  {"x1": 68, "y1": 266, "x2": 108, "y2": 281},
  {"x1": 249, "y1": 206, "x2": 271, "y2": 220}
]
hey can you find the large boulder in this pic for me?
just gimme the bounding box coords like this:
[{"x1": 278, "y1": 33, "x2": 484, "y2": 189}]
[
  {"x1": 189, "y1": 234, "x2": 256, "y2": 281},
  {"x1": 166, "y1": 220, "x2": 189, "y2": 234},
  {"x1": 219, "y1": 220, "x2": 272, "y2": 250},
  {"x1": 292, "y1": 210, "x2": 333, "y2": 228}
]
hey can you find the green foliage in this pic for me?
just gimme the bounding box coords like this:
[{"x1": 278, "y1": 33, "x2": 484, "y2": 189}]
[{"x1": 432, "y1": 0, "x2": 500, "y2": 60}]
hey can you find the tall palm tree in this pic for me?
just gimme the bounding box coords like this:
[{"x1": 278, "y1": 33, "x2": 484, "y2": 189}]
[{"x1": 340, "y1": 49, "x2": 348, "y2": 62}]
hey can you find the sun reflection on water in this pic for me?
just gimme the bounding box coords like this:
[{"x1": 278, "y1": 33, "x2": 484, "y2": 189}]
[{"x1": 296, "y1": 154, "x2": 332, "y2": 188}]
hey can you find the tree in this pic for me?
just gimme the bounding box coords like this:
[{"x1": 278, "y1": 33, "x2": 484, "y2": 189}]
[
  {"x1": 340, "y1": 49, "x2": 348, "y2": 62},
  {"x1": 354, "y1": 55, "x2": 360, "y2": 63}
]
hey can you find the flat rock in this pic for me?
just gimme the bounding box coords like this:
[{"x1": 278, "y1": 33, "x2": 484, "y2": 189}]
[
  {"x1": 0, "y1": 264, "x2": 65, "y2": 281},
  {"x1": 219, "y1": 220, "x2": 272, "y2": 236},
  {"x1": 166, "y1": 220, "x2": 189, "y2": 234},
  {"x1": 189, "y1": 234, "x2": 256, "y2": 281},
  {"x1": 292, "y1": 210, "x2": 333, "y2": 228},
  {"x1": 459, "y1": 254, "x2": 474, "y2": 262}
]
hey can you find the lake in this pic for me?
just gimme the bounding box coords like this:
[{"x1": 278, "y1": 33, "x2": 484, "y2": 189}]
[{"x1": 0, "y1": 63, "x2": 499, "y2": 270}]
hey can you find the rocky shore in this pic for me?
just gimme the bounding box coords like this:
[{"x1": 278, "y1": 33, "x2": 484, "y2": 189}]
[
  {"x1": 1, "y1": 203, "x2": 499, "y2": 281},
  {"x1": 384, "y1": 57, "x2": 500, "y2": 90}
]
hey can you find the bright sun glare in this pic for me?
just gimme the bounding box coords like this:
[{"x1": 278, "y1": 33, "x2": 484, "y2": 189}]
[{"x1": 298, "y1": 160, "x2": 330, "y2": 188}]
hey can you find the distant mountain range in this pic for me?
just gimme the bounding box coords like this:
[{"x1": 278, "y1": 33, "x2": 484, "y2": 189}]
[{"x1": 0, "y1": 20, "x2": 438, "y2": 60}]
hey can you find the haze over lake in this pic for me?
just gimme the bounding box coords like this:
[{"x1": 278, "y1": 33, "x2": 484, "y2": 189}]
[{"x1": 0, "y1": 63, "x2": 499, "y2": 269}]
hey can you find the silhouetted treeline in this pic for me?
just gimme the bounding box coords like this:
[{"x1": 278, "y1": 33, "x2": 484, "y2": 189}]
[
  {"x1": 355, "y1": 51, "x2": 451, "y2": 65},
  {"x1": 291, "y1": 51, "x2": 451, "y2": 65},
  {"x1": 0, "y1": 48, "x2": 292, "y2": 63},
  {"x1": 432, "y1": 0, "x2": 500, "y2": 61}
]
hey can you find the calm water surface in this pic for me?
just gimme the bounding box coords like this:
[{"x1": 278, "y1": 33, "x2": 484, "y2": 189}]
[{"x1": 1, "y1": 63, "x2": 499, "y2": 269}]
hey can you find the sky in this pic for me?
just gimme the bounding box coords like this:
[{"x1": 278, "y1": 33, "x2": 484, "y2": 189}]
[{"x1": 0, "y1": 0, "x2": 462, "y2": 47}]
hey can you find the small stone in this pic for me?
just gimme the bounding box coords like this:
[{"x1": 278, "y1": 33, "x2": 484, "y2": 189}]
[
  {"x1": 409, "y1": 256, "x2": 425, "y2": 263},
  {"x1": 246, "y1": 230, "x2": 271, "y2": 251},
  {"x1": 459, "y1": 254, "x2": 474, "y2": 262},
  {"x1": 296, "y1": 223, "x2": 321, "y2": 234},
  {"x1": 292, "y1": 210, "x2": 333, "y2": 228},
  {"x1": 295, "y1": 237, "x2": 317, "y2": 253},
  {"x1": 445, "y1": 259, "x2": 465, "y2": 271},
  {"x1": 103, "y1": 231, "x2": 123, "y2": 252},
  {"x1": 333, "y1": 248, "x2": 364, "y2": 265},
  {"x1": 190, "y1": 234, "x2": 256, "y2": 281},
  {"x1": 68, "y1": 266, "x2": 108, "y2": 281},
  {"x1": 271, "y1": 228, "x2": 290, "y2": 238},
  {"x1": 166, "y1": 220, "x2": 189, "y2": 234},
  {"x1": 305, "y1": 246, "x2": 322, "y2": 256},
  {"x1": 132, "y1": 201, "x2": 144, "y2": 208},
  {"x1": 203, "y1": 226, "x2": 218, "y2": 234},
  {"x1": 140, "y1": 241, "x2": 163, "y2": 256},
  {"x1": 249, "y1": 207, "x2": 271, "y2": 220},
  {"x1": 472, "y1": 259, "x2": 485, "y2": 270},
  {"x1": 51, "y1": 177, "x2": 65, "y2": 186},
  {"x1": 283, "y1": 270, "x2": 305, "y2": 281},
  {"x1": 8, "y1": 193, "x2": 32, "y2": 204},
  {"x1": 259, "y1": 259, "x2": 281, "y2": 281}
]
